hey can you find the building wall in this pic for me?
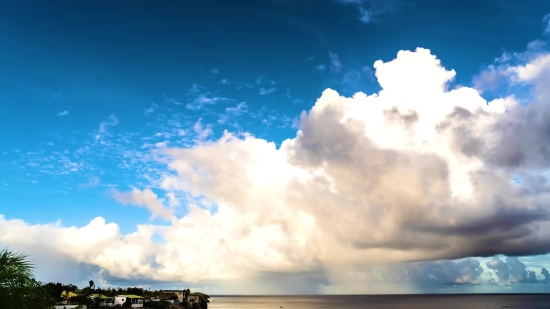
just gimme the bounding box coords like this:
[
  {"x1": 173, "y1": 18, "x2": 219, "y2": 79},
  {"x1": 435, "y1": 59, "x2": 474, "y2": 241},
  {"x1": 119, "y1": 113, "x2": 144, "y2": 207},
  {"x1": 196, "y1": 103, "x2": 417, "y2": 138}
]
[
  {"x1": 164, "y1": 290, "x2": 185, "y2": 302},
  {"x1": 113, "y1": 296, "x2": 144, "y2": 308}
]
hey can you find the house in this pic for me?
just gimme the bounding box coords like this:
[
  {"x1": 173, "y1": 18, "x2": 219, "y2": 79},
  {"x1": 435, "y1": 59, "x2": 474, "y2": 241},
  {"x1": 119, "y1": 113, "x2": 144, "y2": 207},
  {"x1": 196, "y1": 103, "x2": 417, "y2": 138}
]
[
  {"x1": 90, "y1": 294, "x2": 114, "y2": 306},
  {"x1": 113, "y1": 295, "x2": 145, "y2": 308},
  {"x1": 163, "y1": 290, "x2": 186, "y2": 303},
  {"x1": 159, "y1": 292, "x2": 179, "y2": 304}
]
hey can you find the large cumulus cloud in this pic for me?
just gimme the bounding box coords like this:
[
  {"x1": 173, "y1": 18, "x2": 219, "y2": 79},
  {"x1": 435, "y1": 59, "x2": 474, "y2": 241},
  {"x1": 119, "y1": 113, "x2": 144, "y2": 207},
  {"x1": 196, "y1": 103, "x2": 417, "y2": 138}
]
[{"x1": 2, "y1": 48, "x2": 550, "y2": 291}]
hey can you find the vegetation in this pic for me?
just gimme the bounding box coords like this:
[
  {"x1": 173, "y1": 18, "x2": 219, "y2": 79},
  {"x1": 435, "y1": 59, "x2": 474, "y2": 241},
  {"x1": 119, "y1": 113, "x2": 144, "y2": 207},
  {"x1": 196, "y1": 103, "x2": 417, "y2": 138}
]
[
  {"x1": 1, "y1": 247, "x2": 210, "y2": 308},
  {"x1": 0, "y1": 248, "x2": 55, "y2": 309}
]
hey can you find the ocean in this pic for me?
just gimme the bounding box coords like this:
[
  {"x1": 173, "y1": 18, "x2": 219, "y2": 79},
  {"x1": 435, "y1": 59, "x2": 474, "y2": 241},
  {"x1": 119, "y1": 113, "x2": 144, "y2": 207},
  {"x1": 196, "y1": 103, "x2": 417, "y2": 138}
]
[{"x1": 208, "y1": 294, "x2": 550, "y2": 308}]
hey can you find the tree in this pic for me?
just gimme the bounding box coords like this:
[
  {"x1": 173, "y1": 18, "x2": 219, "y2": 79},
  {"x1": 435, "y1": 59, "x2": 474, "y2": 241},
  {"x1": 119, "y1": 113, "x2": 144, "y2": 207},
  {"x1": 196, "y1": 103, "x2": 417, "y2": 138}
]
[
  {"x1": 0, "y1": 248, "x2": 54, "y2": 309},
  {"x1": 71, "y1": 295, "x2": 94, "y2": 306},
  {"x1": 123, "y1": 298, "x2": 133, "y2": 308},
  {"x1": 89, "y1": 280, "x2": 95, "y2": 290},
  {"x1": 44, "y1": 282, "x2": 64, "y2": 300},
  {"x1": 63, "y1": 284, "x2": 78, "y2": 293}
]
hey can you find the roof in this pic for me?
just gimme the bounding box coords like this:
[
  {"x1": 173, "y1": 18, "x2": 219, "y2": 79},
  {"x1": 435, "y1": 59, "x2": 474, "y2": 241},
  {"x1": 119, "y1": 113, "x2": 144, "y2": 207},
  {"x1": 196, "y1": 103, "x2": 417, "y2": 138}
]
[
  {"x1": 117, "y1": 295, "x2": 144, "y2": 299},
  {"x1": 159, "y1": 292, "x2": 179, "y2": 300},
  {"x1": 61, "y1": 291, "x2": 79, "y2": 298},
  {"x1": 90, "y1": 294, "x2": 111, "y2": 299}
]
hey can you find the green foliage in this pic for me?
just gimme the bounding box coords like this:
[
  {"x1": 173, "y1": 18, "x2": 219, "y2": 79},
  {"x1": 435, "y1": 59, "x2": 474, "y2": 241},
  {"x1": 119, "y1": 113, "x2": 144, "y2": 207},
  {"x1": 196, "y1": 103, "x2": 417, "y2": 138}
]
[
  {"x1": 44, "y1": 282, "x2": 64, "y2": 300},
  {"x1": 189, "y1": 292, "x2": 210, "y2": 302},
  {"x1": 63, "y1": 284, "x2": 78, "y2": 293},
  {"x1": 71, "y1": 294, "x2": 94, "y2": 305},
  {"x1": 127, "y1": 286, "x2": 144, "y2": 296},
  {"x1": 0, "y1": 248, "x2": 55, "y2": 309}
]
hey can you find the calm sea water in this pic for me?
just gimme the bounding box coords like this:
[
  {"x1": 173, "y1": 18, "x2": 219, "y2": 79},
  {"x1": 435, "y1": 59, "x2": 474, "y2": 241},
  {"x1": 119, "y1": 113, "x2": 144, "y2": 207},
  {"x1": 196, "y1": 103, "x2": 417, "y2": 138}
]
[{"x1": 209, "y1": 294, "x2": 550, "y2": 309}]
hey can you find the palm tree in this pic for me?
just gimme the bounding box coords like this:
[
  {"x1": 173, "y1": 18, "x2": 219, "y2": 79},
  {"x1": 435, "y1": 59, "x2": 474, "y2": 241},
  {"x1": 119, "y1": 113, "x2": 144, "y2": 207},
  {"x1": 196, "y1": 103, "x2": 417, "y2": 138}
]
[
  {"x1": 89, "y1": 280, "x2": 95, "y2": 291},
  {"x1": 0, "y1": 247, "x2": 54, "y2": 309}
]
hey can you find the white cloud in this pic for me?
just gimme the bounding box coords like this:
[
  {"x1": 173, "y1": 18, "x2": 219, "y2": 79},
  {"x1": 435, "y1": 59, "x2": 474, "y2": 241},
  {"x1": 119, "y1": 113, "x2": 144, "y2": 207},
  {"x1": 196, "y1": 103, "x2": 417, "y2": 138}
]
[
  {"x1": 473, "y1": 44, "x2": 550, "y2": 99},
  {"x1": 316, "y1": 64, "x2": 326, "y2": 71},
  {"x1": 544, "y1": 14, "x2": 550, "y2": 34},
  {"x1": 155, "y1": 141, "x2": 169, "y2": 148},
  {"x1": 210, "y1": 68, "x2": 220, "y2": 75},
  {"x1": 112, "y1": 188, "x2": 174, "y2": 221},
  {"x1": 58, "y1": 110, "x2": 69, "y2": 116},
  {"x1": 508, "y1": 53, "x2": 550, "y2": 83},
  {"x1": 328, "y1": 51, "x2": 342, "y2": 71},
  {"x1": 4, "y1": 47, "x2": 550, "y2": 292}
]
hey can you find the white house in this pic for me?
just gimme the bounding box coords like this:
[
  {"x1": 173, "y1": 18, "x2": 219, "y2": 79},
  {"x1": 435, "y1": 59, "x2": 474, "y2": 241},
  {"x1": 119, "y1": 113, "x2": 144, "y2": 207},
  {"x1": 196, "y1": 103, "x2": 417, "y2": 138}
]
[
  {"x1": 113, "y1": 295, "x2": 144, "y2": 308},
  {"x1": 89, "y1": 294, "x2": 114, "y2": 307}
]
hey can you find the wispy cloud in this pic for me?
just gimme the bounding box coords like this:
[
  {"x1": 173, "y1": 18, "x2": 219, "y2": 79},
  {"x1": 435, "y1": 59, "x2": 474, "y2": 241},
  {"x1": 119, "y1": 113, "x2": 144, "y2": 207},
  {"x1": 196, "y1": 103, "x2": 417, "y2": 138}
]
[
  {"x1": 225, "y1": 102, "x2": 248, "y2": 114},
  {"x1": 144, "y1": 103, "x2": 158, "y2": 115},
  {"x1": 187, "y1": 83, "x2": 205, "y2": 95},
  {"x1": 53, "y1": 92, "x2": 62, "y2": 98},
  {"x1": 58, "y1": 111, "x2": 69, "y2": 116},
  {"x1": 187, "y1": 94, "x2": 230, "y2": 110},
  {"x1": 79, "y1": 176, "x2": 100, "y2": 189},
  {"x1": 316, "y1": 64, "x2": 326, "y2": 71},
  {"x1": 219, "y1": 78, "x2": 230, "y2": 85},
  {"x1": 218, "y1": 102, "x2": 248, "y2": 125},
  {"x1": 259, "y1": 87, "x2": 277, "y2": 95},
  {"x1": 255, "y1": 76, "x2": 276, "y2": 85},
  {"x1": 193, "y1": 118, "x2": 213, "y2": 141},
  {"x1": 358, "y1": 6, "x2": 372, "y2": 23},
  {"x1": 210, "y1": 68, "x2": 220, "y2": 75},
  {"x1": 544, "y1": 14, "x2": 550, "y2": 35},
  {"x1": 166, "y1": 99, "x2": 183, "y2": 105},
  {"x1": 336, "y1": 0, "x2": 393, "y2": 24},
  {"x1": 235, "y1": 83, "x2": 255, "y2": 90},
  {"x1": 95, "y1": 115, "x2": 119, "y2": 142},
  {"x1": 328, "y1": 51, "x2": 342, "y2": 72},
  {"x1": 183, "y1": 84, "x2": 232, "y2": 110}
]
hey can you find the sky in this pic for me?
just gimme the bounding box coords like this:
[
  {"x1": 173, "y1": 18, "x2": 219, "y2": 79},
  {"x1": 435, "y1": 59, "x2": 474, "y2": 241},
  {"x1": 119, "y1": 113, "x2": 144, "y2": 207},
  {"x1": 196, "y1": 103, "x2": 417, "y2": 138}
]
[{"x1": 1, "y1": 0, "x2": 550, "y2": 294}]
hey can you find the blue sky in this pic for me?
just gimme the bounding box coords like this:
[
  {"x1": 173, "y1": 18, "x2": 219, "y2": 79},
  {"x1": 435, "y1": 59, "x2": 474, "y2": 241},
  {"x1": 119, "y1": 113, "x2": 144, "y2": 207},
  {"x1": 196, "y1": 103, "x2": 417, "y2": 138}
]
[{"x1": 2, "y1": 0, "x2": 550, "y2": 294}]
